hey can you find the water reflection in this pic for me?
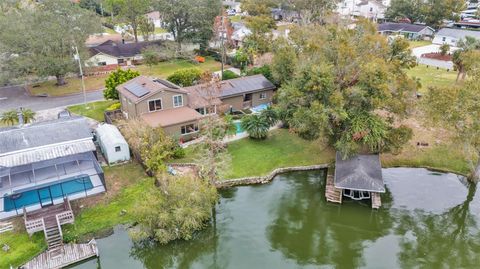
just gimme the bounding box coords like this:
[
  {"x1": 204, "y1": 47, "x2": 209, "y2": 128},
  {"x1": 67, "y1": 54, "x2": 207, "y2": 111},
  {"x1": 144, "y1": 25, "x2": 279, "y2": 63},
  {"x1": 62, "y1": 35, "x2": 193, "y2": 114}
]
[{"x1": 72, "y1": 168, "x2": 480, "y2": 269}]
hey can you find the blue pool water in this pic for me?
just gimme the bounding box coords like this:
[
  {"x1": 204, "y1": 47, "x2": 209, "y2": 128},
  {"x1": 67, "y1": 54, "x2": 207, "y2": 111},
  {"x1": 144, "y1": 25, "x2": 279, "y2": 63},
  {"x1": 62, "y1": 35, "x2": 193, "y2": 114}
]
[
  {"x1": 3, "y1": 176, "x2": 93, "y2": 212},
  {"x1": 234, "y1": 121, "x2": 244, "y2": 134},
  {"x1": 250, "y1": 103, "x2": 269, "y2": 114}
]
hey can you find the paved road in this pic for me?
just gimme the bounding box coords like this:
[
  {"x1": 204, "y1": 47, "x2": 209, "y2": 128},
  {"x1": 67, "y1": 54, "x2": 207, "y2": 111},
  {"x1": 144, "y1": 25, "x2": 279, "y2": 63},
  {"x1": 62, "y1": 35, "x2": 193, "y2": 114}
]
[
  {"x1": 411, "y1": 44, "x2": 458, "y2": 69},
  {"x1": 0, "y1": 85, "x2": 104, "y2": 112}
]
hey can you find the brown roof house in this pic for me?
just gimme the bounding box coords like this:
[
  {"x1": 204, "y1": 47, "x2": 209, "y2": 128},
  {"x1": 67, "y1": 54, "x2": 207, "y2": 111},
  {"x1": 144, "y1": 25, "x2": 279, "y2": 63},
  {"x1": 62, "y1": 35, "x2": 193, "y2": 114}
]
[
  {"x1": 86, "y1": 41, "x2": 162, "y2": 68},
  {"x1": 117, "y1": 74, "x2": 276, "y2": 140}
]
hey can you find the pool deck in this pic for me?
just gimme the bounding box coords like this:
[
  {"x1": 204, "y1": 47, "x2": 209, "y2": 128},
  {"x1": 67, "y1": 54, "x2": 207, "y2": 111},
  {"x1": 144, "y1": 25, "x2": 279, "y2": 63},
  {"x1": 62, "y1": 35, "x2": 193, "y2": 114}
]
[{"x1": 21, "y1": 240, "x2": 99, "y2": 269}]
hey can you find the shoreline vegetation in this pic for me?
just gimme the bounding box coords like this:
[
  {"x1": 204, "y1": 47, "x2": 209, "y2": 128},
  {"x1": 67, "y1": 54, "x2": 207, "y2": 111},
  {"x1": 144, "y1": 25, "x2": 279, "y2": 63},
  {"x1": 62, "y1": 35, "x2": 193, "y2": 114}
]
[{"x1": 0, "y1": 129, "x2": 471, "y2": 269}]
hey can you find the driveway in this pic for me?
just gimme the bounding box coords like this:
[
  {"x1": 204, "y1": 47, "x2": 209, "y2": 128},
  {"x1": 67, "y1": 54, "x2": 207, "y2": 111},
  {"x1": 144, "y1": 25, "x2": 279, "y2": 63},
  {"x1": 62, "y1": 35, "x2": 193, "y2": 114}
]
[
  {"x1": 0, "y1": 85, "x2": 104, "y2": 112},
  {"x1": 412, "y1": 44, "x2": 459, "y2": 69}
]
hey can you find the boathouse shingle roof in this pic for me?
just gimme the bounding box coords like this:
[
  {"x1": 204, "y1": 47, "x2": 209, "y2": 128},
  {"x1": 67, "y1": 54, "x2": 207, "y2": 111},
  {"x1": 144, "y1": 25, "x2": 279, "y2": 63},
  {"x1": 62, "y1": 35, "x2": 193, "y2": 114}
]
[{"x1": 334, "y1": 153, "x2": 385, "y2": 193}]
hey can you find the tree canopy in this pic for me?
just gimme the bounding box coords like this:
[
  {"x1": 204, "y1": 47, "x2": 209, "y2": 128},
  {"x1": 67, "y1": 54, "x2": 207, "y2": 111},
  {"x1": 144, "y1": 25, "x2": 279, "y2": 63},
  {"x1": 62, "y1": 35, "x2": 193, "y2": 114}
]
[
  {"x1": 0, "y1": 0, "x2": 101, "y2": 85},
  {"x1": 276, "y1": 22, "x2": 417, "y2": 158}
]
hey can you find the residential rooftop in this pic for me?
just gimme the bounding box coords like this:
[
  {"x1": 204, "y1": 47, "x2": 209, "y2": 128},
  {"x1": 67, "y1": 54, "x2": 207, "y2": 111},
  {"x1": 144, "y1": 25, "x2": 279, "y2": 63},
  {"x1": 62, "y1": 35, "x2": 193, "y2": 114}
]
[
  {"x1": 334, "y1": 152, "x2": 385, "y2": 193},
  {"x1": 378, "y1": 22, "x2": 433, "y2": 33},
  {"x1": 435, "y1": 28, "x2": 480, "y2": 39}
]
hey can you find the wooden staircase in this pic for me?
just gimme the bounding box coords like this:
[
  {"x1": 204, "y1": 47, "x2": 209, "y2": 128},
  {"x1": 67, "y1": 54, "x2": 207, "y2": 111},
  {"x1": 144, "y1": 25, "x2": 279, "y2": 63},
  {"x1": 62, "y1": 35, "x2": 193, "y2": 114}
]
[{"x1": 44, "y1": 217, "x2": 63, "y2": 250}]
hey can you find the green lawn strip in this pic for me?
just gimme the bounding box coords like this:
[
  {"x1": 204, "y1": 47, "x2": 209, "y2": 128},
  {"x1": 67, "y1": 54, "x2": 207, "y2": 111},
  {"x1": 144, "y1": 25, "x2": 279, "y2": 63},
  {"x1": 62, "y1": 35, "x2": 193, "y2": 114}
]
[
  {"x1": 28, "y1": 75, "x2": 107, "y2": 97},
  {"x1": 406, "y1": 64, "x2": 458, "y2": 92},
  {"x1": 136, "y1": 57, "x2": 222, "y2": 78},
  {"x1": 0, "y1": 232, "x2": 46, "y2": 269},
  {"x1": 154, "y1": 27, "x2": 167, "y2": 34},
  {"x1": 409, "y1": 40, "x2": 432, "y2": 48},
  {"x1": 68, "y1": 100, "x2": 117, "y2": 122},
  {"x1": 230, "y1": 15, "x2": 243, "y2": 23},
  {"x1": 382, "y1": 144, "x2": 471, "y2": 176}
]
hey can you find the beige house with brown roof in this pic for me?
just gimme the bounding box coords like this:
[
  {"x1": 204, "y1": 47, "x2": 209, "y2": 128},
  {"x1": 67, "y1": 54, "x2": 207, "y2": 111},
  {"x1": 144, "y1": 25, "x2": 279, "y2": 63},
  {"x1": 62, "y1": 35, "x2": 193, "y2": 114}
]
[{"x1": 117, "y1": 75, "x2": 276, "y2": 140}]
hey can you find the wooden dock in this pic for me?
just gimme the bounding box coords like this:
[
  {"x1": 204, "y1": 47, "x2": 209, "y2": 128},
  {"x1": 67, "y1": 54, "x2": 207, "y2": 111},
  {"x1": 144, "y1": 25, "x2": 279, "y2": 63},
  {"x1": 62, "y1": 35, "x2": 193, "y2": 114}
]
[
  {"x1": 21, "y1": 240, "x2": 98, "y2": 269},
  {"x1": 371, "y1": 192, "x2": 382, "y2": 209},
  {"x1": 325, "y1": 175, "x2": 342, "y2": 204}
]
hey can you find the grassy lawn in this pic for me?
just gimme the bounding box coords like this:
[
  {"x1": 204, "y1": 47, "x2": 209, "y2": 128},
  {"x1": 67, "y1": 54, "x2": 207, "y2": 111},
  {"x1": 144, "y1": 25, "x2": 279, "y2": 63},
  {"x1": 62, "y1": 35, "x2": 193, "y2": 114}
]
[
  {"x1": 154, "y1": 27, "x2": 167, "y2": 34},
  {"x1": 406, "y1": 64, "x2": 458, "y2": 92},
  {"x1": 28, "y1": 75, "x2": 107, "y2": 97},
  {"x1": 68, "y1": 100, "x2": 117, "y2": 122},
  {"x1": 409, "y1": 40, "x2": 432, "y2": 48},
  {"x1": 0, "y1": 162, "x2": 151, "y2": 268},
  {"x1": 181, "y1": 129, "x2": 336, "y2": 179},
  {"x1": 135, "y1": 57, "x2": 222, "y2": 78},
  {"x1": 229, "y1": 15, "x2": 243, "y2": 23}
]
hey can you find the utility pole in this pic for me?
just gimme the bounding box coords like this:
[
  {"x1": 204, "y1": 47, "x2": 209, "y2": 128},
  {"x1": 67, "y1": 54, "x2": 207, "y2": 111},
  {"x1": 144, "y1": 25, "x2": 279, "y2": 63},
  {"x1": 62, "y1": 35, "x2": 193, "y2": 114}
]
[
  {"x1": 73, "y1": 45, "x2": 88, "y2": 108},
  {"x1": 219, "y1": 9, "x2": 227, "y2": 79}
]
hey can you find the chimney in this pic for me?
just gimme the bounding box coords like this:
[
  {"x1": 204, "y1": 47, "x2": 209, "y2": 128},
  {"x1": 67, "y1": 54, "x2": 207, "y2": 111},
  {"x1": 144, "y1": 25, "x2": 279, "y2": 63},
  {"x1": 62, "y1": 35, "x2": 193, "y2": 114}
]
[{"x1": 17, "y1": 107, "x2": 24, "y2": 126}]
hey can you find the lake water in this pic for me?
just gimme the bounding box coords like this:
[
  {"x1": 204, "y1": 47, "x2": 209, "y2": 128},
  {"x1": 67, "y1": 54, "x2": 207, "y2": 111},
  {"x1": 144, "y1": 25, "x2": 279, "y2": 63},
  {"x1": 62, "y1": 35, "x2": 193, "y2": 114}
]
[{"x1": 73, "y1": 168, "x2": 480, "y2": 269}]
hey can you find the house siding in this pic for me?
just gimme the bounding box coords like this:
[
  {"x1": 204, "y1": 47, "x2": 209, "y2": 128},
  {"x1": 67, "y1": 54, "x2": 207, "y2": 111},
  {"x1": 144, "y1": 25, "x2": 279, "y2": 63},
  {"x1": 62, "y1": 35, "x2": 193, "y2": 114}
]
[
  {"x1": 221, "y1": 89, "x2": 275, "y2": 111},
  {"x1": 221, "y1": 95, "x2": 244, "y2": 111},
  {"x1": 163, "y1": 120, "x2": 200, "y2": 140},
  {"x1": 252, "y1": 90, "x2": 274, "y2": 107},
  {"x1": 86, "y1": 53, "x2": 119, "y2": 67},
  {"x1": 136, "y1": 91, "x2": 188, "y2": 116}
]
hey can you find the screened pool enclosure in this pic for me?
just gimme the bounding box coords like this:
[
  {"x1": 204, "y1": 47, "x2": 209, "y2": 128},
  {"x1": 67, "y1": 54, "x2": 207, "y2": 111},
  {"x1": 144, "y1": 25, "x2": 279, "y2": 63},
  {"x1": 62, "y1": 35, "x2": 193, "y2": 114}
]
[{"x1": 0, "y1": 152, "x2": 105, "y2": 219}]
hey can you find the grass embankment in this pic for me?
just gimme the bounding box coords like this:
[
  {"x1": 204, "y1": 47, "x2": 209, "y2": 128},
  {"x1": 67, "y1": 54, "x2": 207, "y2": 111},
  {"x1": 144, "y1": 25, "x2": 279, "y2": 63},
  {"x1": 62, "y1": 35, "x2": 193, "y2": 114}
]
[
  {"x1": 406, "y1": 64, "x2": 459, "y2": 92},
  {"x1": 68, "y1": 100, "x2": 117, "y2": 122},
  {"x1": 28, "y1": 57, "x2": 222, "y2": 97},
  {"x1": 0, "y1": 162, "x2": 152, "y2": 269}
]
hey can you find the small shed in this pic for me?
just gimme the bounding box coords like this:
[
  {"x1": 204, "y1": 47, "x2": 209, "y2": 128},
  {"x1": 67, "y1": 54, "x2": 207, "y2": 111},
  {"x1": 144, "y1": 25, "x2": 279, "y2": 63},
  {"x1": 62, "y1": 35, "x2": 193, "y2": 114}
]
[
  {"x1": 96, "y1": 124, "x2": 130, "y2": 165},
  {"x1": 334, "y1": 153, "x2": 384, "y2": 207}
]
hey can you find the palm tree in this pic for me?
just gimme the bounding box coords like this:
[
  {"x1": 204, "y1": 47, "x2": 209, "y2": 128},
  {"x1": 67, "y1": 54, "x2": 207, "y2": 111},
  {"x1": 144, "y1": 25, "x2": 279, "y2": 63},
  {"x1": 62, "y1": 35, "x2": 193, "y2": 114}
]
[
  {"x1": 241, "y1": 114, "x2": 270, "y2": 139},
  {"x1": 260, "y1": 107, "x2": 278, "y2": 126},
  {"x1": 0, "y1": 110, "x2": 18, "y2": 125},
  {"x1": 21, "y1": 108, "x2": 36, "y2": 123}
]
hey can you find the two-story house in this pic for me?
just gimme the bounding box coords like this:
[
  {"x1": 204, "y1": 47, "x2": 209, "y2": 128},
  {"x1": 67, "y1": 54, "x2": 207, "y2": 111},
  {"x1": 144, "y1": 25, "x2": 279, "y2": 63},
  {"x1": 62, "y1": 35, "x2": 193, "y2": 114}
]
[{"x1": 117, "y1": 74, "x2": 276, "y2": 139}]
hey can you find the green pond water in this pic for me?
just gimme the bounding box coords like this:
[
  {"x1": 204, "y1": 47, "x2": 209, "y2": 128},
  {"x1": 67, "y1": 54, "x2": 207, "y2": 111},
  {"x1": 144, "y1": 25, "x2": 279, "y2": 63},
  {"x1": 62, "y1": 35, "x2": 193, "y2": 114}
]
[{"x1": 73, "y1": 168, "x2": 480, "y2": 269}]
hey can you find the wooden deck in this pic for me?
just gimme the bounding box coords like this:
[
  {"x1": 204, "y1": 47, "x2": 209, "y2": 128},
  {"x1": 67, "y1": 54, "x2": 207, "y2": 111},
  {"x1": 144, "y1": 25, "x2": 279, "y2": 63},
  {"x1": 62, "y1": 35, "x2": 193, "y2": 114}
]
[
  {"x1": 325, "y1": 175, "x2": 342, "y2": 204},
  {"x1": 21, "y1": 240, "x2": 98, "y2": 269},
  {"x1": 371, "y1": 192, "x2": 382, "y2": 209},
  {"x1": 25, "y1": 203, "x2": 70, "y2": 226}
]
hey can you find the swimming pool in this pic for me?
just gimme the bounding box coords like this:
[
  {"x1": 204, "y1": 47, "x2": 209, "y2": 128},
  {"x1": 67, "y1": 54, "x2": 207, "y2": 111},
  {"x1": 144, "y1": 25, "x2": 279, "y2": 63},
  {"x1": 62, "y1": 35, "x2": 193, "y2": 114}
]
[
  {"x1": 3, "y1": 176, "x2": 93, "y2": 212},
  {"x1": 233, "y1": 121, "x2": 245, "y2": 134}
]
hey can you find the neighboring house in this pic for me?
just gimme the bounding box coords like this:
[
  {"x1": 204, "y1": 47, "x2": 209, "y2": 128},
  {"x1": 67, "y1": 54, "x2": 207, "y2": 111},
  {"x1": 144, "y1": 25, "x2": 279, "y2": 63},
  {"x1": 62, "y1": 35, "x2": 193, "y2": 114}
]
[
  {"x1": 378, "y1": 22, "x2": 435, "y2": 40},
  {"x1": 223, "y1": 1, "x2": 242, "y2": 13},
  {"x1": 117, "y1": 75, "x2": 276, "y2": 139},
  {"x1": 145, "y1": 11, "x2": 162, "y2": 28},
  {"x1": 271, "y1": 8, "x2": 300, "y2": 22},
  {"x1": 85, "y1": 33, "x2": 124, "y2": 47},
  {"x1": 337, "y1": 0, "x2": 388, "y2": 21},
  {"x1": 0, "y1": 117, "x2": 106, "y2": 220},
  {"x1": 86, "y1": 41, "x2": 161, "y2": 68},
  {"x1": 231, "y1": 22, "x2": 252, "y2": 47},
  {"x1": 432, "y1": 28, "x2": 480, "y2": 46}
]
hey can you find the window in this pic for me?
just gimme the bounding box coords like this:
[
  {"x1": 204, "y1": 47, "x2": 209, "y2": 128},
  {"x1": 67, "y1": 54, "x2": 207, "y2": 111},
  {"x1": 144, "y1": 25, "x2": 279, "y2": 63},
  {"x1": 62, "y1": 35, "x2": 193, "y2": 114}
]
[
  {"x1": 442, "y1": 37, "x2": 446, "y2": 42},
  {"x1": 243, "y1": 93, "x2": 252, "y2": 101},
  {"x1": 115, "y1": 146, "x2": 121, "y2": 152},
  {"x1": 117, "y1": 59, "x2": 125, "y2": 64},
  {"x1": 148, "y1": 99, "x2": 162, "y2": 112},
  {"x1": 173, "y1": 95, "x2": 184, "y2": 107},
  {"x1": 181, "y1": 124, "x2": 199, "y2": 135},
  {"x1": 196, "y1": 107, "x2": 206, "y2": 115},
  {"x1": 259, "y1": 92, "x2": 267, "y2": 100},
  {"x1": 98, "y1": 62, "x2": 107, "y2": 66},
  {"x1": 369, "y1": 7, "x2": 373, "y2": 12}
]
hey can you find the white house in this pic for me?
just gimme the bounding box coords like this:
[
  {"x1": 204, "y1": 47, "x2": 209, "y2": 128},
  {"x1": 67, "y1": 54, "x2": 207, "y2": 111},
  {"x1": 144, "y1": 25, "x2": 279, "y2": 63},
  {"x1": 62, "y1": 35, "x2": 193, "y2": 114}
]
[
  {"x1": 223, "y1": 1, "x2": 242, "y2": 13},
  {"x1": 96, "y1": 124, "x2": 130, "y2": 165},
  {"x1": 86, "y1": 41, "x2": 162, "y2": 67},
  {"x1": 337, "y1": 0, "x2": 389, "y2": 21},
  {"x1": 433, "y1": 28, "x2": 480, "y2": 47},
  {"x1": 145, "y1": 11, "x2": 162, "y2": 28}
]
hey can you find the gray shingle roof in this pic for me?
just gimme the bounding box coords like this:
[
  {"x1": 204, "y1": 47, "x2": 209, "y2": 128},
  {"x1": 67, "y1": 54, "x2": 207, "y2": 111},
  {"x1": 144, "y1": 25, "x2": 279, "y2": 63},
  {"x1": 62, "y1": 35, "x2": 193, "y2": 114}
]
[
  {"x1": 378, "y1": 22, "x2": 432, "y2": 33},
  {"x1": 0, "y1": 117, "x2": 92, "y2": 155},
  {"x1": 89, "y1": 41, "x2": 162, "y2": 58},
  {"x1": 334, "y1": 152, "x2": 385, "y2": 193},
  {"x1": 436, "y1": 28, "x2": 480, "y2": 40}
]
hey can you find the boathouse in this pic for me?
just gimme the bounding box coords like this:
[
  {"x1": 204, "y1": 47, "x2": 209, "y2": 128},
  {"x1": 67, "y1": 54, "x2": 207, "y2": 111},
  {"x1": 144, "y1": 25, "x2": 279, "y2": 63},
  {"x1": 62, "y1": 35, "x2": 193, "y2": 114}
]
[{"x1": 326, "y1": 152, "x2": 385, "y2": 209}]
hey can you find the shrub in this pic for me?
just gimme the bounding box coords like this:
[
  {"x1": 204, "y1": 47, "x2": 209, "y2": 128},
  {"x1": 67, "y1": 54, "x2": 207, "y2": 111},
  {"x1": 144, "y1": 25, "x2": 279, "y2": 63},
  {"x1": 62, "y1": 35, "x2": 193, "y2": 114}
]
[
  {"x1": 172, "y1": 146, "x2": 186, "y2": 159},
  {"x1": 166, "y1": 68, "x2": 202, "y2": 87},
  {"x1": 246, "y1": 65, "x2": 273, "y2": 82},
  {"x1": 222, "y1": 70, "x2": 239, "y2": 80},
  {"x1": 439, "y1": 43, "x2": 450, "y2": 56},
  {"x1": 104, "y1": 69, "x2": 140, "y2": 100},
  {"x1": 131, "y1": 175, "x2": 218, "y2": 244},
  {"x1": 106, "y1": 102, "x2": 121, "y2": 111}
]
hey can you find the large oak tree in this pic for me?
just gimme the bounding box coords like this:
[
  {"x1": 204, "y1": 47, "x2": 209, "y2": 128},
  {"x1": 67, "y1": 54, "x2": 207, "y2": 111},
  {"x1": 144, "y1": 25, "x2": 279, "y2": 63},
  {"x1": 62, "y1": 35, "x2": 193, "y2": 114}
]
[{"x1": 0, "y1": 0, "x2": 101, "y2": 85}]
